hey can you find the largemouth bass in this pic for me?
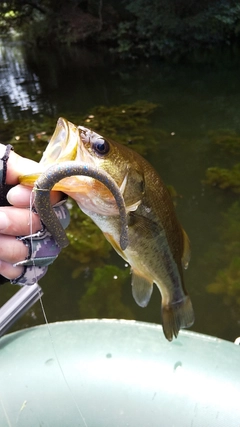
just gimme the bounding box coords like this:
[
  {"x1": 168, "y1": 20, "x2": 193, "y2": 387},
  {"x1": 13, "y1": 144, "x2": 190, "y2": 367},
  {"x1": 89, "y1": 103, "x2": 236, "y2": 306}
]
[{"x1": 21, "y1": 117, "x2": 194, "y2": 341}]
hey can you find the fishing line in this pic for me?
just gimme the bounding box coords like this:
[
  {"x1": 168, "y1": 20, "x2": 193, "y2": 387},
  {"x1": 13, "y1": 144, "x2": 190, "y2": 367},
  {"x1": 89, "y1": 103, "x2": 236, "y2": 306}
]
[
  {"x1": 38, "y1": 297, "x2": 88, "y2": 427},
  {"x1": 28, "y1": 189, "x2": 88, "y2": 427},
  {"x1": 0, "y1": 396, "x2": 12, "y2": 427}
]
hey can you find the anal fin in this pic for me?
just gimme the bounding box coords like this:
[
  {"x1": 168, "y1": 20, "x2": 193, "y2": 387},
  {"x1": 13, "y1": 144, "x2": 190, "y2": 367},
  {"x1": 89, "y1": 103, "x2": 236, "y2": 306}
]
[
  {"x1": 131, "y1": 270, "x2": 153, "y2": 308},
  {"x1": 161, "y1": 295, "x2": 194, "y2": 341}
]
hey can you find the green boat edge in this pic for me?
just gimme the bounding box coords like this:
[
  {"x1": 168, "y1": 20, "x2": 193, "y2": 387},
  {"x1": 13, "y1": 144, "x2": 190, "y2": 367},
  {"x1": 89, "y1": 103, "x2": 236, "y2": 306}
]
[{"x1": 0, "y1": 318, "x2": 239, "y2": 427}]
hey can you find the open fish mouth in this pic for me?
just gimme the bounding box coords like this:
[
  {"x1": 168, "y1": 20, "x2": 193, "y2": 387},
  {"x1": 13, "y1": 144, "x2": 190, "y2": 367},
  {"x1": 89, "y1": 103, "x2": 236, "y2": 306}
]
[
  {"x1": 40, "y1": 118, "x2": 79, "y2": 168},
  {"x1": 19, "y1": 118, "x2": 87, "y2": 188}
]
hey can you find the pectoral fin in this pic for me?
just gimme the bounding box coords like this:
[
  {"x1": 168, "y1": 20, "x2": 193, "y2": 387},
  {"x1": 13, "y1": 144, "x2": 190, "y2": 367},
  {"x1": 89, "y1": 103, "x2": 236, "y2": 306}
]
[{"x1": 131, "y1": 270, "x2": 153, "y2": 307}]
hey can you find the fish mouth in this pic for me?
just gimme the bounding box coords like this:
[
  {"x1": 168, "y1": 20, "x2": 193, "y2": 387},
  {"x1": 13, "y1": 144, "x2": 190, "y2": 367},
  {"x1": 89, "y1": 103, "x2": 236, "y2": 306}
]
[
  {"x1": 20, "y1": 118, "x2": 120, "y2": 204},
  {"x1": 20, "y1": 118, "x2": 108, "y2": 196},
  {"x1": 19, "y1": 117, "x2": 82, "y2": 187},
  {"x1": 40, "y1": 117, "x2": 79, "y2": 168}
]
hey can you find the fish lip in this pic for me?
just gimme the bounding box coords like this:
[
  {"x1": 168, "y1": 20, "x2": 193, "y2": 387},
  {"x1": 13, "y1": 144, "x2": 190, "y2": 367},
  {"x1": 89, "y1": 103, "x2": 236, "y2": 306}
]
[
  {"x1": 40, "y1": 117, "x2": 79, "y2": 167},
  {"x1": 58, "y1": 117, "x2": 69, "y2": 131}
]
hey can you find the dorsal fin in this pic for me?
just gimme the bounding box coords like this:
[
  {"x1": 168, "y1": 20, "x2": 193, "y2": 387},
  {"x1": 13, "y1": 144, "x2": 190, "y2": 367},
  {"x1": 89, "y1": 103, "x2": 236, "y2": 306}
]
[{"x1": 131, "y1": 270, "x2": 153, "y2": 307}]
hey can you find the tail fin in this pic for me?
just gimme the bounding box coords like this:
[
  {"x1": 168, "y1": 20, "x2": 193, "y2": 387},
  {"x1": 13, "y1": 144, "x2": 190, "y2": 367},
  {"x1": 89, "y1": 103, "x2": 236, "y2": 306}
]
[{"x1": 161, "y1": 296, "x2": 194, "y2": 341}]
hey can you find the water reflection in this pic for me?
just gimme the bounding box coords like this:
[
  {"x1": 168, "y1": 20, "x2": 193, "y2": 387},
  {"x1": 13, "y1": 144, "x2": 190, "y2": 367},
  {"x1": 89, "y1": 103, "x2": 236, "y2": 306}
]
[{"x1": 0, "y1": 39, "x2": 44, "y2": 120}]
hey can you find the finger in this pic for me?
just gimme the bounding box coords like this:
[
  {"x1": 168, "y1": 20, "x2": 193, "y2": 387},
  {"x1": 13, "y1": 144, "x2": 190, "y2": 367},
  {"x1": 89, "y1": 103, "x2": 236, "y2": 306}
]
[
  {"x1": 0, "y1": 260, "x2": 24, "y2": 281},
  {"x1": 6, "y1": 185, "x2": 35, "y2": 207},
  {"x1": 0, "y1": 208, "x2": 41, "y2": 236},
  {"x1": 7, "y1": 184, "x2": 61, "y2": 207},
  {"x1": 0, "y1": 235, "x2": 28, "y2": 264},
  {"x1": 0, "y1": 145, "x2": 42, "y2": 185},
  {"x1": 0, "y1": 144, "x2": 62, "y2": 205}
]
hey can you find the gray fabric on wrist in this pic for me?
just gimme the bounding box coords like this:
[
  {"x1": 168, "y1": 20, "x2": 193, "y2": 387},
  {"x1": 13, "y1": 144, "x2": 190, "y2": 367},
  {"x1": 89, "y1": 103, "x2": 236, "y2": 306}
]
[{"x1": 11, "y1": 201, "x2": 70, "y2": 286}]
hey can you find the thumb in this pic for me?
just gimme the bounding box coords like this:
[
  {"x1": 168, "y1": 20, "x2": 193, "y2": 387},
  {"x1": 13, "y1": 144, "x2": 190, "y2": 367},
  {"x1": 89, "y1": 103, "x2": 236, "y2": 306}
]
[
  {"x1": 0, "y1": 144, "x2": 62, "y2": 207},
  {"x1": 5, "y1": 149, "x2": 42, "y2": 185}
]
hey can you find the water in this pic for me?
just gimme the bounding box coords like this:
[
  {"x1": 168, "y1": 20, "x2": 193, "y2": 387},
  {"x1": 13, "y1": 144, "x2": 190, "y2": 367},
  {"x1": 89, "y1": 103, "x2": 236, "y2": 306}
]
[{"x1": 1, "y1": 39, "x2": 240, "y2": 342}]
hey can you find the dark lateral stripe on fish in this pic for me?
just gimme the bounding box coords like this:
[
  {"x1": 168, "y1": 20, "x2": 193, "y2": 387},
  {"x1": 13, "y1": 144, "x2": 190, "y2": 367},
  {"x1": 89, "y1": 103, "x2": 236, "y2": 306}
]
[{"x1": 33, "y1": 162, "x2": 129, "y2": 250}]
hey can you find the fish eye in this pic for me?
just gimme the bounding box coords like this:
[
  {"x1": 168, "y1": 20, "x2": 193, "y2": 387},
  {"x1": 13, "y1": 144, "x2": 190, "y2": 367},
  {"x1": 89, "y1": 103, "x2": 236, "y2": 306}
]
[{"x1": 92, "y1": 138, "x2": 110, "y2": 155}]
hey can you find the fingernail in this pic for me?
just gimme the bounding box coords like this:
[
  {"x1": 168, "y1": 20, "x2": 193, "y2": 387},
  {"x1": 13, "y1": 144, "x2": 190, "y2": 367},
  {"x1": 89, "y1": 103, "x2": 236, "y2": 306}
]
[{"x1": 0, "y1": 211, "x2": 10, "y2": 231}]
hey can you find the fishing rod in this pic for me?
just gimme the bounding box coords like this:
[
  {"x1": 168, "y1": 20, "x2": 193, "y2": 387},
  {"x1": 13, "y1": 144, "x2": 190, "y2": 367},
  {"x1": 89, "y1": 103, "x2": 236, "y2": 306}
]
[{"x1": 0, "y1": 284, "x2": 43, "y2": 337}]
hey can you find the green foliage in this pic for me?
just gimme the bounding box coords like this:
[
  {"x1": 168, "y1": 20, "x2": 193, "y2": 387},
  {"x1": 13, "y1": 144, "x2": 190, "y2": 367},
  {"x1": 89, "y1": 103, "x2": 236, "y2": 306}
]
[
  {"x1": 113, "y1": 0, "x2": 240, "y2": 59},
  {"x1": 205, "y1": 164, "x2": 240, "y2": 194},
  {"x1": 0, "y1": 1, "x2": 49, "y2": 36},
  {"x1": 1, "y1": 0, "x2": 240, "y2": 59},
  {"x1": 78, "y1": 265, "x2": 134, "y2": 319},
  {"x1": 0, "y1": 3, "x2": 20, "y2": 34},
  {"x1": 0, "y1": 0, "x2": 110, "y2": 46}
]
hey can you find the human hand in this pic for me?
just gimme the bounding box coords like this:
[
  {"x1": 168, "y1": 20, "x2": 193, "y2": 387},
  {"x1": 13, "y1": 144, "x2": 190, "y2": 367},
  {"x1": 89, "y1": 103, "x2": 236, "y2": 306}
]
[{"x1": 0, "y1": 144, "x2": 68, "y2": 284}]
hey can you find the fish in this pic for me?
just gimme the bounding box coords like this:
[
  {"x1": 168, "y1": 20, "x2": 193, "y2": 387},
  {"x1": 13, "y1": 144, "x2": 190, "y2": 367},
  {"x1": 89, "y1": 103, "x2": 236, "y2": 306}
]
[{"x1": 20, "y1": 117, "x2": 194, "y2": 341}]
